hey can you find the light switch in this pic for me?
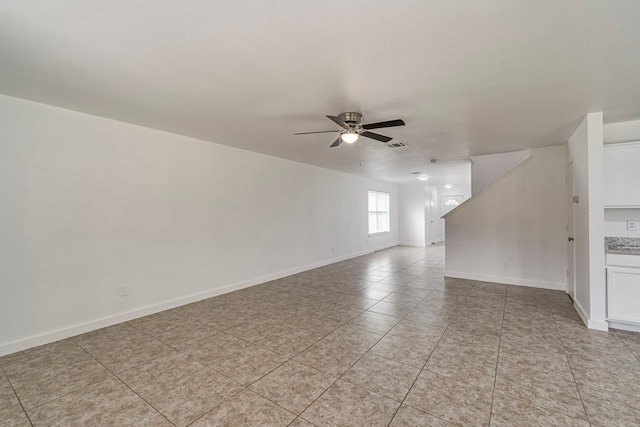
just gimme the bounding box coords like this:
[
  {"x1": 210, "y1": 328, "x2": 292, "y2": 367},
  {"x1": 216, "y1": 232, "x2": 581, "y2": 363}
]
[{"x1": 628, "y1": 220, "x2": 638, "y2": 231}]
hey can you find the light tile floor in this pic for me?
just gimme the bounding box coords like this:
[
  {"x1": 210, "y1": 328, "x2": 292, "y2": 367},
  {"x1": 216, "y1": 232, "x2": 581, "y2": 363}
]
[{"x1": 1, "y1": 245, "x2": 640, "y2": 426}]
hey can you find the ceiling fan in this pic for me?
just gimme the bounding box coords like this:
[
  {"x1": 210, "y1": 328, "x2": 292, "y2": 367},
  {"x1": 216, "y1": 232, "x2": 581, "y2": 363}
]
[{"x1": 295, "y1": 112, "x2": 405, "y2": 148}]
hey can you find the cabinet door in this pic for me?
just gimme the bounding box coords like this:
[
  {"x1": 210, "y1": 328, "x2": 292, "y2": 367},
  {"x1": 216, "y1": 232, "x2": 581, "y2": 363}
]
[
  {"x1": 604, "y1": 142, "x2": 640, "y2": 207},
  {"x1": 607, "y1": 266, "x2": 640, "y2": 324}
]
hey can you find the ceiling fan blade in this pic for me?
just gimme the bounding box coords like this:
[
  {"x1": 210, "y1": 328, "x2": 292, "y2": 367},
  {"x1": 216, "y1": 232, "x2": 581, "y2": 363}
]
[
  {"x1": 326, "y1": 115, "x2": 349, "y2": 129},
  {"x1": 330, "y1": 138, "x2": 342, "y2": 148},
  {"x1": 362, "y1": 119, "x2": 405, "y2": 130},
  {"x1": 361, "y1": 131, "x2": 392, "y2": 143},
  {"x1": 294, "y1": 130, "x2": 342, "y2": 135}
]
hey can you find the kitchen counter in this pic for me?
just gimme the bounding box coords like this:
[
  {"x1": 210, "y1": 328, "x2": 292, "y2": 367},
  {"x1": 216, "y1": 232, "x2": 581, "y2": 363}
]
[
  {"x1": 605, "y1": 237, "x2": 640, "y2": 256},
  {"x1": 605, "y1": 237, "x2": 640, "y2": 331}
]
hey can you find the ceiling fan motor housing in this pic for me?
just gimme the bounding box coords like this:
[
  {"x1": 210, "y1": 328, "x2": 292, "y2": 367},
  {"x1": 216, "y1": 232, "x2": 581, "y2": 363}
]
[{"x1": 338, "y1": 112, "x2": 363, "y2": 128}]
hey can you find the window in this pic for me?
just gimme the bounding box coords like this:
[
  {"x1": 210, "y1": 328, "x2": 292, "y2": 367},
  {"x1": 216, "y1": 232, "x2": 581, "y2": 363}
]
[
  {"x1": 444, "y1": 199, "x2": 460, "y2": 206},
  {"x1": 368, "y1": 190, "x2": 390, "y2": 234}
]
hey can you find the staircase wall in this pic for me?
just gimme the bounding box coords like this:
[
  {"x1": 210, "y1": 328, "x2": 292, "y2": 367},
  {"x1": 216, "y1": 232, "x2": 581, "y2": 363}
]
[
  {"x1": 444, "y1": 145, "x2": 567, "y2": 289},
  {"x1": 471, "y1": 149, "x2": 530, "y2": 195}
]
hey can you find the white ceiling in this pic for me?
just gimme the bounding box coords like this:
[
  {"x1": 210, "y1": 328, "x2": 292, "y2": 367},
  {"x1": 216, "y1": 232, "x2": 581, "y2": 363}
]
[{"x1": 1, "y1": 1, "x2": 640, "y2": 184}]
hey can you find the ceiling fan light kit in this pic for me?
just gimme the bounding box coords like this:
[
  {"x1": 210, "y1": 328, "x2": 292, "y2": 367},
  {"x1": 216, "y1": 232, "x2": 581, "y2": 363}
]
[
  {"x1": 295, "y1": 112, "x2": 405, "y2": 148},
  {"x1": 341, "y1": 131, "x2": 359, "y2": 144}
]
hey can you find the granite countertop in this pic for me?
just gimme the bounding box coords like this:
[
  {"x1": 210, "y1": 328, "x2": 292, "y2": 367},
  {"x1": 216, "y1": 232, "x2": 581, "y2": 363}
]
[{"x1": 605, "y1": 237, "x2": 640, "y2": 255}]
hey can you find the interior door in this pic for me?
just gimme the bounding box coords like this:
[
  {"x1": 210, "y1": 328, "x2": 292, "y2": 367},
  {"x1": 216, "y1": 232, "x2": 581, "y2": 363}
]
[
  {"x1": 430, "y1": 193, "x2": 437, "y2": 243},
  {"x1": 567, "y1": 162, "x2": 575, "y2": 299},
  {"x1": 425, "y1": 192, "x2": 437, "y2": 244}
]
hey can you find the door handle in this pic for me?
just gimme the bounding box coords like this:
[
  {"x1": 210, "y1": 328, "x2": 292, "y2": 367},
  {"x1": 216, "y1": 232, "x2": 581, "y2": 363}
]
[{"x1": 568, "y1": 237, "x2": 574, "y2": 242}]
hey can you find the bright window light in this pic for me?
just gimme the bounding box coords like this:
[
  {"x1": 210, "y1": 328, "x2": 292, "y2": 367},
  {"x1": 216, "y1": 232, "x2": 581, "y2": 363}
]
[{"x1": 368, "y1": 190, "x2": 390, "y2": 235}]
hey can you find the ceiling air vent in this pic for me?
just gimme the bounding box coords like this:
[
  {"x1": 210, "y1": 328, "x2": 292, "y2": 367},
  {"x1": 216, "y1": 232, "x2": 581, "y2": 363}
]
[{"x1": 388, "y1": 142, "x2": 407, "y2": 148}]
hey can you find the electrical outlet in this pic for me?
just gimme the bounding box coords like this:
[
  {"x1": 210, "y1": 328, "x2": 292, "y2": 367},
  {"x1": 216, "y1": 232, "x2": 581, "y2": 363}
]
[
  {"x1": 628, "y1": 220, "x2": 638, "y2": 231},
  {"x1": 120, "y1": 285, "x2": 129, "y2": 297},
  {"x1": 502, "y1": 259, "x2": 508, "y2": 267},
  {"x1": 331, "y1": 246, "x2": 334, "y2": 252}
]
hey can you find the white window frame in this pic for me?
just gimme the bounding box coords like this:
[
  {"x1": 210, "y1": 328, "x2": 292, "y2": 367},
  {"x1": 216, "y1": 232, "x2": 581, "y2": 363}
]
[{"x1": 368, "y1": 190, "x2": 390, "y2": 236}]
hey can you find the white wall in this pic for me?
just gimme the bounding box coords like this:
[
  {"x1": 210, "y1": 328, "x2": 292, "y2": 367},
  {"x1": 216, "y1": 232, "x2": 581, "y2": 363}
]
[
  {"x1": 470, "y1": 150, "x2": 530, "y2": 195},
  {"x1": 436, "y1": 184, "x2": 472, "y2": 242},
  {"x1": 568, "y1": 117, "x2": 591, "y2": 315},
  {"x1": 567, "y1": 112, "x2": 606, "y2": 330},
  {"x1": 425, "y1": 189, "x2": 437, "y2": 245},
  {"x1": 0, "y1": 94, "x2": 399, "y2": 355},
  {"x1": 605, "y1": 209, "x2": 640, "y2": 238},
  {"x1": 444, "y1": 146, "x2": 566, "y2": 289},
  {"x1": 398, "y1": 183, "x2": 426, "y2": 246}
]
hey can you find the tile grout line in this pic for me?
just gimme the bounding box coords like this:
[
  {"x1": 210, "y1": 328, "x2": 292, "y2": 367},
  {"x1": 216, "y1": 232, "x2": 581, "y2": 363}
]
[
  {"x1": 549, "y1": 295, "x2": 593, "y2": 426},
  {"x1": 179, "y1": 306, "x2": 350, "y2": 426},
  {"x1": 73, "y1": 338, "x2": 178, "y2": 427},
  {"x1": 83, "y1": 321, "x2": 291, "y2": 426},
  {"x1": 281, "y1": 263, "x2": 444, "y2": 425},
  {"x1": 4, "y1": 338, "x2": 156, "y2": 427},
  {"x1": 174, "y1": 330, "x2": 289, "y2": 425},
  {"x1": 1, "y1": 364, "x2": 35, "y2": 427},
  {"x1": 612, "y1": 328, "x2": 640, "y2": 365},
  {"x1": 384, "y1": 280, "x2": 477, "y2": 427},
  {"x1": 283, "y1": 310, "x2": 397, "y2": 424},
  {"x1": 245, "y1": 260, "x2": 416, "y2": 426},
  {"x1": 5, "y1": 339, "x2": 133, "y2": 426},
  {"x1": 113, "y1": 323, "x2": 286, "y2": 426},
  {"x1": 486, "y1": 289, "x2": 510, "y2": 426}
]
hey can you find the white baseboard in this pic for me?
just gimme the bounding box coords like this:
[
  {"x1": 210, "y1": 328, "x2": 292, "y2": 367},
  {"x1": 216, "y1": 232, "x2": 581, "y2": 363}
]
[
  {"x1": 573, "y1": 298, "x2": 609, "y2": 332},
  {"x1": 608, "y1": 320, "x2": 640, "y2": 333},
  {"x1": 574, "y1": 298, "x2": 589, "y2": 327},
  {"x1": 444, "y1": 270, "x2": 565, "y2": 291},
  {"x1": 399, "y1": 242, "x2": 427, "y2": 247},
  {"x1": 586, "y1": 319, "x2": 609, "y2": 331},
  {"x1": 0, "y1": 242, "x2": 399, "y2": 357},
  {"x1": 0, "y1": 283, "x2": 251, "y2": 357}
]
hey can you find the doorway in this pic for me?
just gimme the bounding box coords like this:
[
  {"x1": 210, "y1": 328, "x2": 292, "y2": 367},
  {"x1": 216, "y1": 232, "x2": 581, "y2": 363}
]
[
  {"x1": 439, "y1": 195, "x2": 464, "y2": 241},
  {"x1": 425, "y1": 193, "x2": 437, "y2": 244},
  {"x1": 566, "y1": 162, "x2": 575, "y2": 299}
]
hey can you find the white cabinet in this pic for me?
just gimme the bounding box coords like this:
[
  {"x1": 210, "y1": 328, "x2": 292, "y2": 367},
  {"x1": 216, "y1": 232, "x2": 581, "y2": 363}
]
[
  {"x1": 604, "y1": 142, "x2": 640, "y2": 207},
  {"x1": 607, "y1": 266, "x2": 640, "y2": 325}
]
